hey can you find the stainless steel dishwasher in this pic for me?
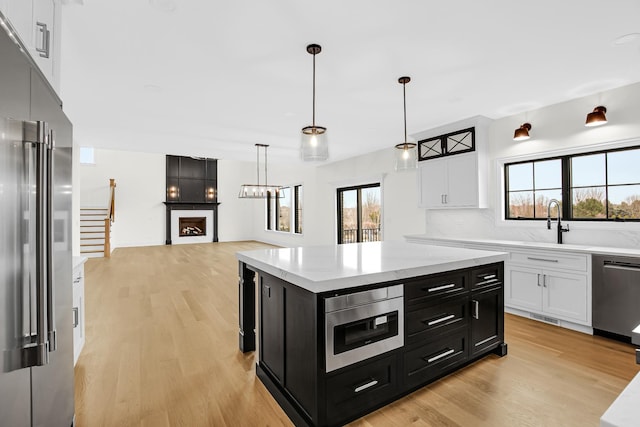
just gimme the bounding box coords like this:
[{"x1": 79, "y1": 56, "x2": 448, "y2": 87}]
[{"x1": 593, "y1": 254, "x2": 640, "y2": 341}]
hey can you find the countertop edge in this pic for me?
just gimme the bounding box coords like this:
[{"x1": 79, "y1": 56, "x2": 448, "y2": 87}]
[
  {"x1": 405, "y1": 235, "x2": 640, "y2": 258},
  {"x1": 237, "y1": 248, "x2": 507, "y2": 294}
]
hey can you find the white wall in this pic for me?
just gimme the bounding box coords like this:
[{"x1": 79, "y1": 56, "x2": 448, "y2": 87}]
[
  {"x1": 252, "y1": 148, "x2": 425, "y2": 247},
  {"x1": 79, "y1": 149, "x2": 165, "y2": 248},
  {"x1": 423, "y1": 82, "x2": 640, "y2": 249}
]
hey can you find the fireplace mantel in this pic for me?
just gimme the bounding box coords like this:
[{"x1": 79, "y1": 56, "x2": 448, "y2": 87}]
[{"x1": 163, "y1": 202, "x2": 219, "y2": 244}]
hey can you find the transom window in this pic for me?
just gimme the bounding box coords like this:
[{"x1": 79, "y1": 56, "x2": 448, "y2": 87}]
[{"x1": 505, "y1": 146, "x2": 640, "y2": 221}]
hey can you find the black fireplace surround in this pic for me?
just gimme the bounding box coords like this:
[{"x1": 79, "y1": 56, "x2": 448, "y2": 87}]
[{"x1": 164, "y1": 155, "x2": 219, "y2": 244}]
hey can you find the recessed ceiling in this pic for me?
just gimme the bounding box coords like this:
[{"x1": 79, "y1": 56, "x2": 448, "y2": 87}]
[{"x1": 59, "y1": 0, "x2": 640, "y2": 164}]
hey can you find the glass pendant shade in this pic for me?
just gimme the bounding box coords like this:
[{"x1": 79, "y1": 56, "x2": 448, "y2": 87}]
[
  {"x1": 301, "y1": 126, "x2": 328, "y2": 161},
  {"x1": 394, "y1": 142, "x2": 417, "y2": 170},
  {"x1": 585, "y1": 106, "x2": 607, "y2": 127}
]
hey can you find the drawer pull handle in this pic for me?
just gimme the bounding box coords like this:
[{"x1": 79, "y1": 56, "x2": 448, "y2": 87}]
[
  {"x1": 427, "y1": 283, "x2": 456, "y2": 293},
  {"x1": 481, "y1": 274, "x2": 496, "y2": 280},
  {"x1": 472, "y1": 300, "x2": 479, "y2": 319},
  {"x1": 426, "y1": 314, "x2": 455, "y2": 326},
  {"x1": 354, "y1": 379, "x2": 378, "y2": 393},
  {"x1": 426, "y1": 348, "x2": 455, "y2": 363},
  {"x1": 527, "y1": 257, "x2": 559, "y2": 263},
  {"x1": 475, "y1": 278, "x2": 500, "y2": 287},
  {"x1": 72, "y1": 307, "x2": 79, "y2": 328}
]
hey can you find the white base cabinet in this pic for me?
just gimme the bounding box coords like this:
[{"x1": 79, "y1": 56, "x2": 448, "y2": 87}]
[
  {"x1": 72, "y1": 257, "x2": 86, "y2": 365},
  {"x1": 505, "y1": 263, "x2": 589, "y2": 324}
]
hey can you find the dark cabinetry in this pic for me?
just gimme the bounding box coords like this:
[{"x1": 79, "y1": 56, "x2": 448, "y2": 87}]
[
  {"x1": 166, "y1": 155, "x2": 217, "y2": 203},
  {"x1": 250, "y1": 262, "x2": 505, "y2": 427}
]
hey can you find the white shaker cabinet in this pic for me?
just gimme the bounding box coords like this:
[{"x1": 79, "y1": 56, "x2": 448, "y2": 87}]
[
  {"x1": 0, "y1": 0, "x2": 60, "y2": 93},
  {"x1": 72, "y1": 257, "x2": 87, "y2": 365},
  {"x1": 504, "y1": 250, "x2": 590, "y2": 326},
  {"x1": 418, "y1": 152, "x2": 480, "y2": 208},
  {"x1": 413, "y1": 115, "x2": 491, "y2": 209}
]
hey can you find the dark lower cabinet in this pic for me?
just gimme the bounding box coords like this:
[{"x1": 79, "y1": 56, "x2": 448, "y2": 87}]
[
  {"x1": 325, "y1": 354, "x2": 398, "y2": 426},
  {"x1": 251, "y1": 262, "x2": 506, "y2": 427},
  {"x1": 260, "y1": 279, "x2": 285, "y2": 384},
  {"x1": 404, "y1": 327, "x2": 468, "y2": 390},
  {"x1": 470, "y1": 285, "x2": 504, "y2": 356}
]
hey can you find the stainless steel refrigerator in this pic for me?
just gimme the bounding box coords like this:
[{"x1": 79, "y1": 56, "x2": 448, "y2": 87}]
[{"x1": 0, "y1": 14, "x2": 75, "y2": 427}]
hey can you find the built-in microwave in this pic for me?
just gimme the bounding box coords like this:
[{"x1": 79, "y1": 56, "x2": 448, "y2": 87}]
[{"x1": 325, "y1": 284, "x2": 404, "y2": 372}]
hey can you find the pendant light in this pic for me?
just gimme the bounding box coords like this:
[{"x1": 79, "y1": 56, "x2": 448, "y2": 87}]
[
  {"x1": 394, "y1": 76, "x2": 417, "y2": 171},
  {"x1": 585, "y1": 106, "x2": 607, "y2": 127},
  {"x1": 301, "y1": 44, "x2": 328, "y2": 161},
  {"x1": 238, "y1": 144, "x2": 283, "y2": 199}
]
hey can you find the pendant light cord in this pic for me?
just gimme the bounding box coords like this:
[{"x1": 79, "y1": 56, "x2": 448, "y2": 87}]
[
  {"x1": 312, "y1": 51, "x2": 316, "y2": 128},
  {"x1": 403, "y1": 81, "x2": 407, "y2": 144}
]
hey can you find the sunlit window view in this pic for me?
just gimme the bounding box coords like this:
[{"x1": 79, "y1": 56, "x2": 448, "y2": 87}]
[
  {"x1": 338, "y1": 184, "x2": 381, "y2": 243},
  {"x1": 505, "y1": 146, "x2": 640, "y2": 221}
]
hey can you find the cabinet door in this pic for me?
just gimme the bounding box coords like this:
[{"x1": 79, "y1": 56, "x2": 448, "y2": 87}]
[
  {"x1": 446, "y1": 153, "x2": 478, "y2": 207},
  {"x1": 417, "y1": 159, "x2": 447, "y2": 208},
  {"x1": 542, "y1": 271, "x2": 588, "y2": 323},
  {"x1": 5, "y1": 0, "x2": 33, "y2": 46},
  {"x1": 505, "y1": 265, "x2": 542, "y2": 311},
  {"x1": 31, "y1": 0, "x2": 54, "y2": 81},
  {"x1": 470, "y1": 286, "x2": 503, "y2": 356},
  {"x1": 260, "y1": 278, "x2": 284, "y2": 384}
]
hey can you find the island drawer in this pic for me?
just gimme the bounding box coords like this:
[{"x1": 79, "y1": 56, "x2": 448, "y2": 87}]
[
  {"x1": 406, "y1": 298, "x2": 468, "y2": 344},
  {"x1": 404, "y1": 328, "x2": 468, "y2": 389},
  {"x1": 405, "y1": 271, "x2": 468, "y2": 304},
  {"x1": 325, "y1": 353, "x2": 399, "y2": 426},
  {"x1": 470, "y1": 263, "x2": 503, "y2": 289}
]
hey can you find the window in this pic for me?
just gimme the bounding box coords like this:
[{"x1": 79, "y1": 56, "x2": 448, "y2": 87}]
[
  {"x1": 276, "y1": 187, "x2": 291, "y2": 232},
  {"x1": 79, "y1": 146, "x2": 95, "y2": 165},
  {"x1": 266, "y1": 185, "x2": 303, "y2": 234},
  {"x1": 505, "y1": 146, "x2": 640, "y2": 221},
  {"x1": 506, "y1": 158, "x2": 562, "y2": 219},
  {"x1": 337, "y1": 184, "x2": 381, "y2": 244}
]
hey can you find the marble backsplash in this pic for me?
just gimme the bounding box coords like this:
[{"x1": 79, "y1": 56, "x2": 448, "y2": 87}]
[{"x1": 424, "y1": 209, "x2": 640, "y2": 250}]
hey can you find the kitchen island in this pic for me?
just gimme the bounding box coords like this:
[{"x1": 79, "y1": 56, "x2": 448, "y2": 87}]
[{"x1": 237, "y1": 241, "x2": 508, "y2": 427}]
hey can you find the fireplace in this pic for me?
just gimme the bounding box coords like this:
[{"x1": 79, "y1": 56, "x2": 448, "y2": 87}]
[
  {"x1": 179, "y1": 217, "x2": 206, "y2": 236},
  {"x1": 163, "y1": 203, "x2": 219, "y2": 245}
]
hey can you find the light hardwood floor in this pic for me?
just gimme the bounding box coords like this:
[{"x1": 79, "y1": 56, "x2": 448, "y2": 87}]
[{"x1": 74, "y1": 242, "x2": 639, "y2": 427}]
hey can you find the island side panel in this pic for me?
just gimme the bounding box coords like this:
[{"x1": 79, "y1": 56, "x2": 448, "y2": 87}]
[{"x1": 238, "y1": 262, "x2": 256, "y2": 352}]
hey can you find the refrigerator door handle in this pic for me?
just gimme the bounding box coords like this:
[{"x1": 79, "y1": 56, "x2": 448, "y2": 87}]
[
  {"x1": 46, "y1": 129, "x2": 56, "y2": 352},
  {"x1": 20, "y1": 120, "x2": 50, "y2": 367}
]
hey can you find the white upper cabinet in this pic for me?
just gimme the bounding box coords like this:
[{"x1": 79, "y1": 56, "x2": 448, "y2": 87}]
[
  {"x1": 1, "y1": 0, "x2": 60, "y2": 93},
  {"x1": 414, "y1": 116, "x2": 491, "y2": 209}
]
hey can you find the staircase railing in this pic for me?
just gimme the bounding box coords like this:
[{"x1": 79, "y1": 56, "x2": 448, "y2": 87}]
[{"x1": 104, "y1": 178, "x2": 116, "y2": 258}]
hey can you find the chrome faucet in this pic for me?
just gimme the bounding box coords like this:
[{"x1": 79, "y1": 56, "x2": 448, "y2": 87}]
[{"x1": 547, "y1": 199, "x2": 569, "y2": 244}]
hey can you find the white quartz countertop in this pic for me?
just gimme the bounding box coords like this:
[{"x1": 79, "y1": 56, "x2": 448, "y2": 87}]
[
  {"x1": 236, "y1": 241, "x2": 508, "y2": 294},
  {"x1": 405, "y1": 235, "x2": 640, "y2": 258},
  {"x1": 601, "y1": 371, "x2": 640, "y2": 427}
]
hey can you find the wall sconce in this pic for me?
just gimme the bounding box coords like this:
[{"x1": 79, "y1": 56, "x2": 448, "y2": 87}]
[
  {"x1": 206, "y1": 187, "x2": 215, "y2": 200},
  {"x1": 513, "y1": 123, "x2": 532, "y2": 141},
  {"x1": 585, "y1": 106, "x2": 607, "y2": 127},
  {"x1": 167, "y1": 186, "x2": 179, "y2": 200}
]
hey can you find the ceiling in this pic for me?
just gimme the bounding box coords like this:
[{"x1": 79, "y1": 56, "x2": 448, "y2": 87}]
[{"x1": 59, "y1": 0, "x2": 640, "y2": 164}]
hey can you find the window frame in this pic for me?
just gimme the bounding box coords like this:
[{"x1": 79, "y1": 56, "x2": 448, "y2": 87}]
[
  {"x1": 266, "y1": 184, "x2": 303, "y2": 235},
  {"x1": 336, "y1": 183, "x2": 382, "y2": 244},
  {"x1": 504, "y1": 144, "x2": 640, "y2": 222}
]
